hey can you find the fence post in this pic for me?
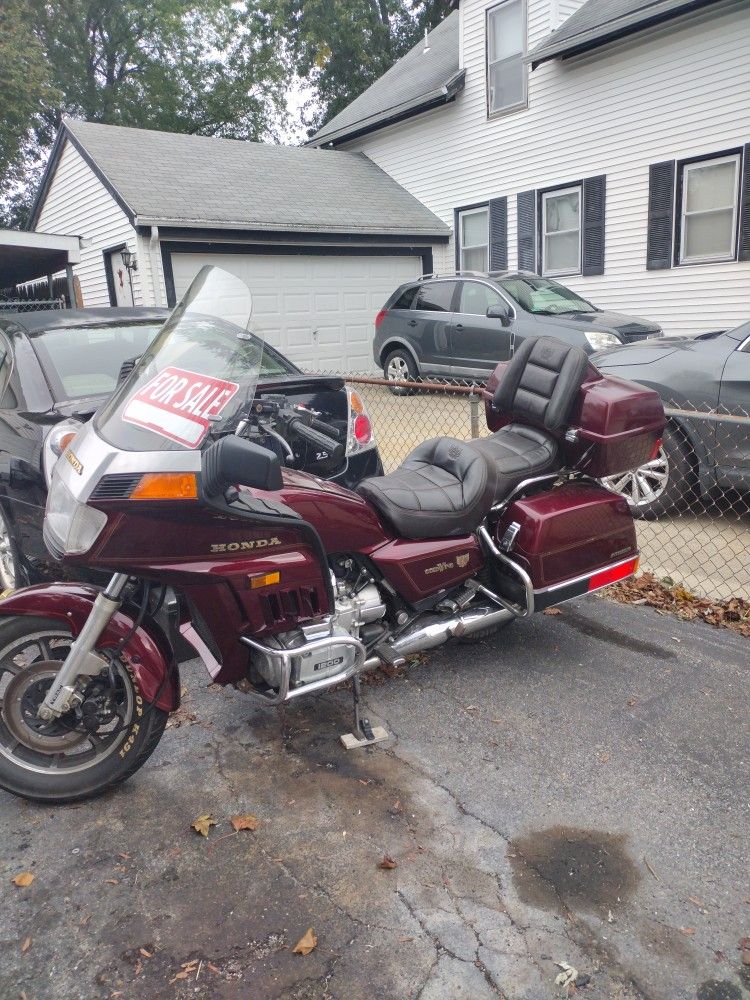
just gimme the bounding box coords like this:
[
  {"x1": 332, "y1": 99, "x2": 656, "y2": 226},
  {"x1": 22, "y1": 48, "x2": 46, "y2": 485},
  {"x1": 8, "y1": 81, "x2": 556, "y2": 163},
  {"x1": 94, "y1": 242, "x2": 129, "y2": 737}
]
[{"x1": 469, "y1": 391, "x2": 480, "y2": 439}]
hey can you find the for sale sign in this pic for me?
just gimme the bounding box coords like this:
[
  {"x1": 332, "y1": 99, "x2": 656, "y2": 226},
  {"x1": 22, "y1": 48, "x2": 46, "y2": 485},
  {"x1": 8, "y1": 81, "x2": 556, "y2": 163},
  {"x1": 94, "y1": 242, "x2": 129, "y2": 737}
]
[{"x1": 122, "y1": 366, "x2": 240, "y2": 448}]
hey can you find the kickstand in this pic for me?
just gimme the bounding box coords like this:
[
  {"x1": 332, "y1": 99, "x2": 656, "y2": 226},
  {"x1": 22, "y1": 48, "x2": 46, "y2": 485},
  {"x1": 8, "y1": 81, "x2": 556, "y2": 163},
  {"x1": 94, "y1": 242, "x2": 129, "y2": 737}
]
[{"x1": 340, "y1": 675, "x2": 389, "y2": 750}]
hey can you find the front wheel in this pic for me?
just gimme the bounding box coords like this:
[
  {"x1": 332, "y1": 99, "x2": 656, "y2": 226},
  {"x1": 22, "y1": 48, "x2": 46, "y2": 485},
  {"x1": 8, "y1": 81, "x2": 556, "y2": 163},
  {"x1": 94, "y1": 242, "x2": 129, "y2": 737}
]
[
  {"x1": 384, "y1": 349, "x2": 419, "y2": 396},
  {"x1": 0, "y1": 617, "x2": 168, "y2": 803}
]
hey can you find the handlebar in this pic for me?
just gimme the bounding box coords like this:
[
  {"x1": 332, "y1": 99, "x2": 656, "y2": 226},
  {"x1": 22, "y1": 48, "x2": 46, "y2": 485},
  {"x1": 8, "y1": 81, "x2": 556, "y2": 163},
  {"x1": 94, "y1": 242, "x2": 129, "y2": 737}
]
[{"x1": 288, "y1": 418, "x2": 344, "y2": 461}]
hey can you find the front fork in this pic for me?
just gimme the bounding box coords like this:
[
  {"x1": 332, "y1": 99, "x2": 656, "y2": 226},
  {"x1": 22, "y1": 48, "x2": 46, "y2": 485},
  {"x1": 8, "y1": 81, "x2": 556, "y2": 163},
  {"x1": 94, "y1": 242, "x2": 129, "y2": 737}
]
[{"x1": 37, "y1": 572, "x2": 129, "y2": 720}]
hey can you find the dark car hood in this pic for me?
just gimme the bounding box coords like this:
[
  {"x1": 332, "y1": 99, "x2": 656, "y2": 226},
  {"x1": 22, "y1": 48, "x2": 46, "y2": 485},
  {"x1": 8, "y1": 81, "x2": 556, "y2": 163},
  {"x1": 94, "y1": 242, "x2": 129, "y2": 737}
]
[
  {"x1": 539, "y1": 310, "x2": 661, "y2": 336},
  {"x1": 591, "y1": 333, "x2": 714, "y2": 367}
]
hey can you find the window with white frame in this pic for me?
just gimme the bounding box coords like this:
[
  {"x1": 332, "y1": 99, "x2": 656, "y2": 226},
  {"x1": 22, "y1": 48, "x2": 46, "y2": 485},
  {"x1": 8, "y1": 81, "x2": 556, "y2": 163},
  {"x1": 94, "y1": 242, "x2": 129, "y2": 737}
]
[
  {"x1": 486, "y1": 0, "x2": 526, "y2": 116},
  {"x1": 459, "y1": 207, "x2": 489, "y2": 271},
  {"x1": 680, "y1": 154, "x2": 740, "y2": 264},
  {"x1": 542, "y1": 186, "x2": 581, "y2": 276}
]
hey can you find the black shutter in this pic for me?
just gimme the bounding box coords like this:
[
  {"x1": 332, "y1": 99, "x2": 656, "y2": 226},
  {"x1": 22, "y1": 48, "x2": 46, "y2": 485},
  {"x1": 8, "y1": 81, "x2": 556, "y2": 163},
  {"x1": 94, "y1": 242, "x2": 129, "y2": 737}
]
[
  {"x1": 489, "y1": 197, "x2": 508, "y2": 271},
  {"x1": 517, "y1": 190, "x2": 536, "y2": 271},
  {"x1": 646, "y1": 161, "x2": 675, "y2": 270},
  {"x1": 738, "y1": 143, "x2": 750, "y2": 262},
  {"x1": 582, "y1": 175, "x2": 606, "y2": 276}
]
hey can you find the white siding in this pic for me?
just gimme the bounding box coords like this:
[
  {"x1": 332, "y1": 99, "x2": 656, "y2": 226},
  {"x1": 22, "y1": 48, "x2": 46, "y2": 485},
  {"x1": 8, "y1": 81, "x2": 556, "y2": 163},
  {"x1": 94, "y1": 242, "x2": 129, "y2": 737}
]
[
  {"x1": 346, "y1": 0, "x2": 750, "y2": 336},
  {"x1": 35, "y1": 140, "x2": 143, "y2": 307}
]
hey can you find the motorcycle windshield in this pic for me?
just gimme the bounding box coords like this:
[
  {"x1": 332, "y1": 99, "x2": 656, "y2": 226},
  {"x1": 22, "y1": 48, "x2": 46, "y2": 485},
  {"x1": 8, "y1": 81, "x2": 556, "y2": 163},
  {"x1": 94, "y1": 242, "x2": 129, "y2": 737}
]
[{"x1": 95, "y1": 267, "x2": 261, "y2": 452}]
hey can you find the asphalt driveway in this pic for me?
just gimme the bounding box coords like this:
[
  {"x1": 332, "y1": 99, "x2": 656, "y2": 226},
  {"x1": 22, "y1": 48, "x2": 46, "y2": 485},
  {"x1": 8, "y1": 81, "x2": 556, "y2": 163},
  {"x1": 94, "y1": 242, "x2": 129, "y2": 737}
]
[{"x1": 1, "y1": 597, "x2": 748, "y2": 1000}]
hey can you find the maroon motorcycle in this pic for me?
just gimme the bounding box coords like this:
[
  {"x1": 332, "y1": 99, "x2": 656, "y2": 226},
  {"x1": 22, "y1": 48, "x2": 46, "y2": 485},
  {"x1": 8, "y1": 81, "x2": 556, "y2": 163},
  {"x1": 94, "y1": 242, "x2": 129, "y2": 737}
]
[{"x1": 0, "y1": 268, "x2": 664, "y2": 802}]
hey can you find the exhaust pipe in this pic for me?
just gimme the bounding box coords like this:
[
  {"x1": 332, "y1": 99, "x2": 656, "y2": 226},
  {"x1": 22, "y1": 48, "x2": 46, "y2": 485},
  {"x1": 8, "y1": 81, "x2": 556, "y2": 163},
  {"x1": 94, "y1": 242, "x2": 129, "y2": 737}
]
[{"x1": 385, "y1": 602, "x2": 514, "y2": 659}]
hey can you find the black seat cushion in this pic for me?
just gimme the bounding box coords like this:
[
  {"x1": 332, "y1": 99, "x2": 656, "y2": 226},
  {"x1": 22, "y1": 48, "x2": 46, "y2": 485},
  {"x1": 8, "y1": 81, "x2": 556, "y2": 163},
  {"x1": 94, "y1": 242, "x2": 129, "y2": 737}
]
[
  {"x1": 357, "y1": 437, "x2": 497, "y2": 540},
  {"x1": 493, "y1": 336, "x2": 590, "y2": 433},
  {"x1": 469, "y1": 424, "x2": 560, "y2": 503}
]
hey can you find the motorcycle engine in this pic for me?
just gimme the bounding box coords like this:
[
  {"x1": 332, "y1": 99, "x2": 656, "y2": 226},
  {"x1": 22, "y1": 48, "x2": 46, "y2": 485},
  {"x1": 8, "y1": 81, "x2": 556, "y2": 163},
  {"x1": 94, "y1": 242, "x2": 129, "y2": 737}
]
[{"x1": 249, "y1": 581, "x2": 386, "y2": 691}]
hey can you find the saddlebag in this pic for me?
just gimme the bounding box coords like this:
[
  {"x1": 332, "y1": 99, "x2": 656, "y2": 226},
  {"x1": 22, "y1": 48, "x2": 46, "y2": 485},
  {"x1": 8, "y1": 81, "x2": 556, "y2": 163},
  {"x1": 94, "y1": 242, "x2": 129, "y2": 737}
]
[{"x1": 493, "y1": 482, "x2": 638, "y2": 610}]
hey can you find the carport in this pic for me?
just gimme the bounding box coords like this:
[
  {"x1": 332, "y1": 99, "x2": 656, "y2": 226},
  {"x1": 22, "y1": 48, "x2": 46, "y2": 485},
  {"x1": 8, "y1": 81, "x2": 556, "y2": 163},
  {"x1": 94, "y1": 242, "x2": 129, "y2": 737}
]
[{"x1": 0, "y1": 229, "x2": 81, "y2": 307}]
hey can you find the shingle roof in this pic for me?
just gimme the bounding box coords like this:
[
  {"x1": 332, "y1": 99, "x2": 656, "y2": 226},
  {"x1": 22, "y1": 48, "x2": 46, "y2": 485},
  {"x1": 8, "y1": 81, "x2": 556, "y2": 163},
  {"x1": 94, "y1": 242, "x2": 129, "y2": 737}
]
[
  {"x1": 529, "y1": 0, "x2": 722, "y2": 66},
  {"x1": 309, "y1": 11, "x2": 463, "y2": 147},
  {"x1": 38, "y1": 118, "x2": 449, "y2": 238}
]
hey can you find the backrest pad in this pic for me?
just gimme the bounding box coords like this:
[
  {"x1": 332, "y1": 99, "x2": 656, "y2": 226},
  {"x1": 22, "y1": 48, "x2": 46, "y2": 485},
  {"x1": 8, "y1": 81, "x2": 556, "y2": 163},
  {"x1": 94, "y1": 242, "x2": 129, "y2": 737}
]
[{"x1": 493, "y1": 337, "x2": 589, "y2": 433}]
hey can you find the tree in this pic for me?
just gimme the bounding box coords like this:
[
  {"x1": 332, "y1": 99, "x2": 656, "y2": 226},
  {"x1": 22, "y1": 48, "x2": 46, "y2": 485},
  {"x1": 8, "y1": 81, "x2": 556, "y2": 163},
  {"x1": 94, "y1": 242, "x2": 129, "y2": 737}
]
[
  {"x1": 1, "y1": 0, "x2": 287, "y2": 229},
  {"x1": 280, "y1": 0, "x2": 454, "y2": 135}
]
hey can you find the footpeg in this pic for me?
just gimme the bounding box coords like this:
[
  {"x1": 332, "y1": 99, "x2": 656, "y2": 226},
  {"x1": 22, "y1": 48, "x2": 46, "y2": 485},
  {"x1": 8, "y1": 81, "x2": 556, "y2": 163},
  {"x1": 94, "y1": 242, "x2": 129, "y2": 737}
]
[{"x1": 373, "y1": 642, "x2": 406, "y2": 669}]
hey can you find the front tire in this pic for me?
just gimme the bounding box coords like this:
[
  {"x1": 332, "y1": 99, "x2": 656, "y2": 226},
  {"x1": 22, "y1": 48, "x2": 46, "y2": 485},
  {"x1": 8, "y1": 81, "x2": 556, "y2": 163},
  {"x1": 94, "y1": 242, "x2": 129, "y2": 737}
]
[
  {"x1": 384, "y1": 349, "x2": 419, "y2": 396},
  {"x1": 0, "y1": 617, "x2": 168, "y2": 803}
]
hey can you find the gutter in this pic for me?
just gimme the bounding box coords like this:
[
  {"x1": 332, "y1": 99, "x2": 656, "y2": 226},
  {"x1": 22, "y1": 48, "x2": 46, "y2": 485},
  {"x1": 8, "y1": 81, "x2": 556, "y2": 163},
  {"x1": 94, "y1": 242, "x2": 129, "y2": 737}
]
[{"x1": 307, "y1": 69, "x2": 466, "y2": 148}]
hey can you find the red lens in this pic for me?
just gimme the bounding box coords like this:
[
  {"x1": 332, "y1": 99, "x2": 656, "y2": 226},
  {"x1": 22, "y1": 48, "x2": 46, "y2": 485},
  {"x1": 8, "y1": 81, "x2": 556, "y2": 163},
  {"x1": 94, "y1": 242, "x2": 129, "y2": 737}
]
[
  {"x1": 374, "y1": 308, "x2": 388, "y2": 330},
  {"x1": 353, "y1": 413, "x2": 372, "y2": 444},
  {"x1": 649, "y1": 437, "x2": 662, "y2": 461},
  {"x1": 588, "y1": 557, "x2": 639, "y2": 591}
]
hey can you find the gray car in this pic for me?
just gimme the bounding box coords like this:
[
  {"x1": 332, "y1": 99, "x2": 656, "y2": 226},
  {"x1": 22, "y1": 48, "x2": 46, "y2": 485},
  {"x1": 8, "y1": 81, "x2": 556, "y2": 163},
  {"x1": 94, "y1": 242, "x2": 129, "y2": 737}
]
[{"x1": 373, "y1": 271, "x2": 662, "y2": 391}]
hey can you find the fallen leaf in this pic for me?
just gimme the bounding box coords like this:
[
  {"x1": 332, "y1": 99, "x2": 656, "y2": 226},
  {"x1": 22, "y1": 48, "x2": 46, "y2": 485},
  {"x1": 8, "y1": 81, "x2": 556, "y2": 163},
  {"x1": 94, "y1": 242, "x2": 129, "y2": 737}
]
[
  {"x1": 740, "y1": 937, "x2": 750, "y2": 951},
  {"x1": 627, "y1": 697, "x2": 638, "y2": 707},
  {"x1": 169, "y1": 971, "x2": 189, "y2": 983},
  {"x1": 12, "y1": 872, "x2": 34, "y2": 888},
  {"x1": 181, "y1": 960, "x2": 199, "y2": 970},
  {"x1": 543, "y1": 607, "x2": 562, "y2": 616},
  {"x1": 230, "y1": 814, "x2": 260, "y2": 832},
  {"x1": 191, "y1": 814, "x2": 217, "y2": 837},
  {"x1": 378, "y1": 855, "x2": 398, "y2": 870},
  {"x1": 555, "y1": 961, "x2": 578, "y2": 987},
  {"x1": 105, "y1": 878, "x2": 119, "y2": 885},
  {"x1": 21, "y1": 937, "x2": 31, "y2": 953},
  {"x1": 688, "y1": 896, "x2": 707, "y2": 910},
  {"x1": 138, "y1": 948, "x2": 152, "y2": 959},
  {"x1": 207, "y1": 962, "x2": 221, "y2": 974},
  {"x1": 742, "y1": 951, "x2": 750, "y2": 967},
  {"x1": 464, "y1": 705, "x2": 478, "y2": 711},
  {"x1": 398, "y1": 936, "x2": 415, "y2": 943},
  {"x1": 292, "y1": 928, "x2": 317, "y2": 955},
  {"x1": 679, "y1": 926, "x2": 696, "y2": 936}
]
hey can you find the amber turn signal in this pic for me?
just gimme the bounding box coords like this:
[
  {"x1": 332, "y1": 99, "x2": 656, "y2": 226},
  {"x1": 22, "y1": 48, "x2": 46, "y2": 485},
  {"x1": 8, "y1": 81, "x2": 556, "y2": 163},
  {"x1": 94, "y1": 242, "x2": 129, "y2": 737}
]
[
  {"x1": 249, "y1": 571, "x2": 280, "y2": 589},
  {"x1": 130, "y1": 472, "x2": 198, "y2": 500}
]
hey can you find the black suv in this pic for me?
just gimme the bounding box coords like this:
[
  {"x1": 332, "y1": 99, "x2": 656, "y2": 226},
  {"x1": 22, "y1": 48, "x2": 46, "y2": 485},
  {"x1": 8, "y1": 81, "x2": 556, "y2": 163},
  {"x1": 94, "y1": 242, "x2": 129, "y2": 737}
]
[{"x1": 373, "y1": 271, "x2": 662, "y2": 390}]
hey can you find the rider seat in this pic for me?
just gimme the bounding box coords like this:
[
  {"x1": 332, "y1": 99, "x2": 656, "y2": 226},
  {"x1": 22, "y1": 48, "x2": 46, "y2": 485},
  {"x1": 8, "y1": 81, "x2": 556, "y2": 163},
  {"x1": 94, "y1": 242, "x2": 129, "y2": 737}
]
[
  {"x1": 357, "y1": 436, "x2": 496, "y2": 540},
  {"x1": 470, "y1": 337, "x2": 590, "y2": 503}
]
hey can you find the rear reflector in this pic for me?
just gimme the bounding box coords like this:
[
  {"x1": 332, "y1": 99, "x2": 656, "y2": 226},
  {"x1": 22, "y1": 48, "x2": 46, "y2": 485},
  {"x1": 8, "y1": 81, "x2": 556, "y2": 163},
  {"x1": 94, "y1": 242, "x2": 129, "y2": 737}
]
[
  {"x1": 374, "y1": 308, "x2": 388, "y2": 330},
  {"x1": 649, "y1": 438, "x2": 663, "y2": 461},
  {"x1": 588, "y1": 557, "x2": 639, "y2": 591}
]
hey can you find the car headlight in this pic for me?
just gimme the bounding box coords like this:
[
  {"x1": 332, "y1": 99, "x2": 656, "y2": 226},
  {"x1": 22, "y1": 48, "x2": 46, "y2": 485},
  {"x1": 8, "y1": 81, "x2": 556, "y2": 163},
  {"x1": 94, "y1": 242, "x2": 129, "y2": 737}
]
[
  {"x1": 44, "y1": 472, "x2": 107, "y2": 556},
  {"x1": 43, "y1": 419, "x2": 83, "y2": 488},
  {"x1": 584, "y1": 331, "x2": 621, "y2": 350}
]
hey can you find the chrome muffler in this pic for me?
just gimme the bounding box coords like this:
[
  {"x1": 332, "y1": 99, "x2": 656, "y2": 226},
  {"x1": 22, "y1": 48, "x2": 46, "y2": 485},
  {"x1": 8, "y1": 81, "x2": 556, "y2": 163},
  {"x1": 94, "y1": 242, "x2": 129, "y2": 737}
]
[{"x1": 387, "y1": 602, "x2": 514, "y2": 657}]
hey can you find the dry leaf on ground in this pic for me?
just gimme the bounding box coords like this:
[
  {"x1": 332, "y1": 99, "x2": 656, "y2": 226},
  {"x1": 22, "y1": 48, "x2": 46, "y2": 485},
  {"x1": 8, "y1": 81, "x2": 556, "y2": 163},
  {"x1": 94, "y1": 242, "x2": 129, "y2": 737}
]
[
  {"x1": 292, "y1": 928, "x2": 317, "y2": 955},
  {"x1": 191, "y1": 814, "x2": 217, "y2": 837},
  {"x1": 543, "y1": 607, "x2": 562, "y2": 616},
  {"x1": 679, "y1": 926, "x2": 696, "y2": 936},
  {"x1": 12, "y1": 872, "x2": 35, "y2": 888},
  {"x1": 230, "y1": 814, "x2": 260, "y2": 832},
  {"x1": 378, "y1": 855, "x2": 398, "y2": 870},
  {"x1": 21, "y1": 937, "x2": 31, "y2": 952}
]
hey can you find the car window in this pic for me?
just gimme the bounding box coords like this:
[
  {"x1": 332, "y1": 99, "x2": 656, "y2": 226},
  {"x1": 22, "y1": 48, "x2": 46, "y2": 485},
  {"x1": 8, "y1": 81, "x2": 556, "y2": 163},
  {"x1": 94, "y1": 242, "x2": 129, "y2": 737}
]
[
  {"x1": 459, "y1": 282, "x2": 504, "y2": 316},
  {"x1": 392, "y1": 286, "x2": 418, "y2": 310},
  {"x1": 499, "y1": 276, "x2": 596, "y2": 315},
  {"x1": 415, "y1": 282, "x2": 457, "y2": 312}
]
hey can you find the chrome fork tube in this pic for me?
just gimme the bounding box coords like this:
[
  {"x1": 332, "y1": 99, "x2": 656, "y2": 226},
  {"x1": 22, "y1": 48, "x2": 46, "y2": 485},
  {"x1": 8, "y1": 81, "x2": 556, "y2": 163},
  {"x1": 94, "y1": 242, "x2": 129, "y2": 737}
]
[{"x1": 37, "y1": 573, "x2": 130, "y2": 720}]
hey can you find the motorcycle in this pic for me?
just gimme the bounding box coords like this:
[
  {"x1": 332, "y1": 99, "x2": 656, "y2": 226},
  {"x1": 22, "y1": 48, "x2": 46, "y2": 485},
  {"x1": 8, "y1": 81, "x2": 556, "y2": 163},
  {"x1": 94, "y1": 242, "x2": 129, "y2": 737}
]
[{"x1": 0, "y1": 267, "x2": 664, "y2": 802}]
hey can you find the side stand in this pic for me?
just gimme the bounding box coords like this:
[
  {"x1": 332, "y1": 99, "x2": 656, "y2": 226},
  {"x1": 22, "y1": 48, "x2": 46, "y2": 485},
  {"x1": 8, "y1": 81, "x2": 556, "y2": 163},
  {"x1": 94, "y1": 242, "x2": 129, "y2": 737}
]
[{"x1": 340, "y1": 675, "x2": 389, "y2": 749}]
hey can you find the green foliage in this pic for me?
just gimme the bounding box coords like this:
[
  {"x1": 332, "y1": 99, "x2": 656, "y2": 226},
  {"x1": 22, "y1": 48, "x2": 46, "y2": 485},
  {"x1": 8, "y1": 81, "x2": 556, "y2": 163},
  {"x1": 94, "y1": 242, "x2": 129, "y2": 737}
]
[{"x1": 280, "y1": 0, "x2": 454, "y2": 135}]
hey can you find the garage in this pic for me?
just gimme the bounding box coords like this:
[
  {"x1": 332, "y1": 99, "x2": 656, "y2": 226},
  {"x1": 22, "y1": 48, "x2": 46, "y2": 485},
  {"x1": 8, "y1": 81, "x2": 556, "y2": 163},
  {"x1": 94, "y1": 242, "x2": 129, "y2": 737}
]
[{"x1": 169, "y1": 251, "x2": 421, "y2": 372}]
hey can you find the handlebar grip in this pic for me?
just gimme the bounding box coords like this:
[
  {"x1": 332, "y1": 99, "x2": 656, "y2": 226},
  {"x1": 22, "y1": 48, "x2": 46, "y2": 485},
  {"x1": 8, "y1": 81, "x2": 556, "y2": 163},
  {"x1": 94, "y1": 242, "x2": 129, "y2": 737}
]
[{"x1": 289, "y1": 419, "x2": 344, "y2": 460}]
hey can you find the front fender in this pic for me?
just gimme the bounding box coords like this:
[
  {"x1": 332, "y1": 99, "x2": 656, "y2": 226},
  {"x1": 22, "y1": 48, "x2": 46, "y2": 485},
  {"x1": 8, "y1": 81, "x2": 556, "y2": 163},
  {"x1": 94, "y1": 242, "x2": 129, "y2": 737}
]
[{"x1": 0, "y1": 583, "x2": 179, "y2": 712}]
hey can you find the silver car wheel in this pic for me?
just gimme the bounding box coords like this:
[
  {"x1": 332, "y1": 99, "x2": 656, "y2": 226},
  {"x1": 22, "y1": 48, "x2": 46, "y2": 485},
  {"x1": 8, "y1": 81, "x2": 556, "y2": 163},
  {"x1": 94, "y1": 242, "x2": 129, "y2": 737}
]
[
  {"x1": 601, "y1": 446, "x2": 670, "y2": 508},
  {"x1": 386, "y1": 355, "x2": 410, "y2": 381},
  {"x1": 0, "y1": 511, "x2": 17, "y2": 591}
]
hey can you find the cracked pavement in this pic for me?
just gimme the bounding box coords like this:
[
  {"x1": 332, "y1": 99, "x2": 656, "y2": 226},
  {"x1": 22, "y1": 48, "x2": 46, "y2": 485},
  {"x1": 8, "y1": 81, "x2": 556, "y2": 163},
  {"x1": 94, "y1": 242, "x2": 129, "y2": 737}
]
[{"x1": 1, "y1": 596, "x2": 748, "y2": 1000}]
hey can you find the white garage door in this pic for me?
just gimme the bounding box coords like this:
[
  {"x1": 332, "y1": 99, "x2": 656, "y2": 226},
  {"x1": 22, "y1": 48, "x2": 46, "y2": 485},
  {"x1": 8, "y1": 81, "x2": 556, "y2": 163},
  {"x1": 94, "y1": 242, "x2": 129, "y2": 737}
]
[{"x1": 169, "y1": 252, "x2": 422, "y2": 373}]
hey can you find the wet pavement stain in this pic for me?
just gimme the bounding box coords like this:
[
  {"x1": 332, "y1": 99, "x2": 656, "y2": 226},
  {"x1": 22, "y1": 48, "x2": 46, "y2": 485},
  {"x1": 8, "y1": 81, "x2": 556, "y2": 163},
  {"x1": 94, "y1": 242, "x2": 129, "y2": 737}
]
[
  {"x1": 696, "y1": 980, "x2": 743, "y2": 1000},
  {"x1": 557, "y1": 609, "x2": 676, "y2": 659},
  {"x1": 508, "y1": 825, "x2": 641, "y2": 917}
]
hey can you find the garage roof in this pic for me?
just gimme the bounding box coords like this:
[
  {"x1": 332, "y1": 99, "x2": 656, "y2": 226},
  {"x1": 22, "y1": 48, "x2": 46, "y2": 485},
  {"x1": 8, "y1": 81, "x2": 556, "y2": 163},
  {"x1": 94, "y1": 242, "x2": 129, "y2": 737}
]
[
  {"x1": 308, "y1": 11, "x2": 463, "y2": 147},
  {"x1": 30, "y1": 119, "x2": 450, "y2": 240},
  {"x1": 0, "y1": 229, "x2": 80, "y2": 287},
  {"x1": 529, "y1": 0, "x2": 723, "y2": 67}
]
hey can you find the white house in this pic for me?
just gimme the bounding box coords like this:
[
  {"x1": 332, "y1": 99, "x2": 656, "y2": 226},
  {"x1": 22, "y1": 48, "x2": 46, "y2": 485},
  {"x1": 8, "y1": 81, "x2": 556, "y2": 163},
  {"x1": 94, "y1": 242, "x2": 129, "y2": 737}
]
[{"x1": 310, "y1": 0, "x2": 750, "y2": 338}]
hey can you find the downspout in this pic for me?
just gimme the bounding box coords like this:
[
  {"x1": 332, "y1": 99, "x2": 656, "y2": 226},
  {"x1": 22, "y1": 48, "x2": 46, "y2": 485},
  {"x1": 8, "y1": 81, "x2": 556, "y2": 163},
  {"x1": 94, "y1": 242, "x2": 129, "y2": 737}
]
[{"x1": 148, "y1": 225, "x2": 163, "y2": 307}]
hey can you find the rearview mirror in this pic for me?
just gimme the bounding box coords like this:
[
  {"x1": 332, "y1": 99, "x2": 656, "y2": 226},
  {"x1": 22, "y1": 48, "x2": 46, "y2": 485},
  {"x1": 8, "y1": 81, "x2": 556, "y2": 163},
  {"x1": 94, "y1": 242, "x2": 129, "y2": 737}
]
[
  {"x1": 486, "y1": 303, "x2": 513, "y2": 326},
  {"x1": 202, "y1": 435, "x2": 283, "y2": 496}
]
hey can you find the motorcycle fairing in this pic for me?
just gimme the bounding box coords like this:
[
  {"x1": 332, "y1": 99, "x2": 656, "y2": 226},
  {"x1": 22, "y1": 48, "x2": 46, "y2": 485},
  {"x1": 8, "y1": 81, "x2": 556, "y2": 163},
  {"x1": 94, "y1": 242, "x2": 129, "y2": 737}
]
[{"x1": 0, "y1": 583, "x2": 179, "y2": 711}]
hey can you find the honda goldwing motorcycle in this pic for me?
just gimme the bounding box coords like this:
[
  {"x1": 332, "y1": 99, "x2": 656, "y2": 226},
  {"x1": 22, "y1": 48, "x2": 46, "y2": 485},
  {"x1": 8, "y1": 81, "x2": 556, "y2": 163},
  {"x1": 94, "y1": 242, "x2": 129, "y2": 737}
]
[{"x1": 0, "y1": 267, "x2": 664, "y2": 802}]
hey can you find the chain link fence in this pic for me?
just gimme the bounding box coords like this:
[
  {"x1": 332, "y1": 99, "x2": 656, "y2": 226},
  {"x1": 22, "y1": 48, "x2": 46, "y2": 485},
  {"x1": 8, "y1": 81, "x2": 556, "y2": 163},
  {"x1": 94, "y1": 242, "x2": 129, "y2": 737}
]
[{"x1": 338, "y1": 374, "x2": 750, "y2": 602}]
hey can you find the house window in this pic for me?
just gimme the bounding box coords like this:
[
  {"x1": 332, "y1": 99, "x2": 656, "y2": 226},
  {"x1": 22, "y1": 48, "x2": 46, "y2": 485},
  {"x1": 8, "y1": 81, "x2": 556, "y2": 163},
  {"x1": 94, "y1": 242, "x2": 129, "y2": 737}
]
[
  {"x1": 542, "y1": 186, "x2": 581, "y2": 276},
  {"x1": 680, "y1": 154, "x2": 741, "y2": 264},
  {"x1": 459, "y1": 207, "x2": 489, "y2": 271},
  {"x1": 486, "y1": 0, "x2": 526, "y2": 116}
]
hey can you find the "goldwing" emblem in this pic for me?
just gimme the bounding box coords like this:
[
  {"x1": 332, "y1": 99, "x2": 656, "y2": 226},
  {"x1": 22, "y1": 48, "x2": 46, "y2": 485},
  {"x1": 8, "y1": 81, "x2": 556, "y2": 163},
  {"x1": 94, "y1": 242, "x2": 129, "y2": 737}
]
[{"x1": 456, "y1": 553, "x2": 470, "y2": 568}]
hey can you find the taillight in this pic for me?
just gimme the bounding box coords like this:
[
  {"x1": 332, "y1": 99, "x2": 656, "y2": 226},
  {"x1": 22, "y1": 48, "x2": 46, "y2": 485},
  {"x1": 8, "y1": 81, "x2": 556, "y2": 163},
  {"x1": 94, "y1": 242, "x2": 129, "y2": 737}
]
[
  {"x1": 648, "y1": 438, "x2": 662, "y2": 461},
  {"x1": 588, "y1": 556, "x2": 639, "y2": 591},
  {"x1": 375, "y1": 308, "x2": 388, "y2": 331},
  {"x1": 346, "y1": 388, "x2": 376, "y2": 455}
]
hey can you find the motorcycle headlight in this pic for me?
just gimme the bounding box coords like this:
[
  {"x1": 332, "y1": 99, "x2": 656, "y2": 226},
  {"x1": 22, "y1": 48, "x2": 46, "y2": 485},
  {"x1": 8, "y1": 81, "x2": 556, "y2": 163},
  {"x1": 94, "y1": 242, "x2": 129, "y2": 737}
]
[
  {"x1": 584, "y1": 331, "x2": 621, "y2": 350},
  {"x1": 43, "y1": 419, "x2": 83, "y2": 488},
  {"x1": 44, "y1": 473, "x2": 107, "y2": 556}
]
